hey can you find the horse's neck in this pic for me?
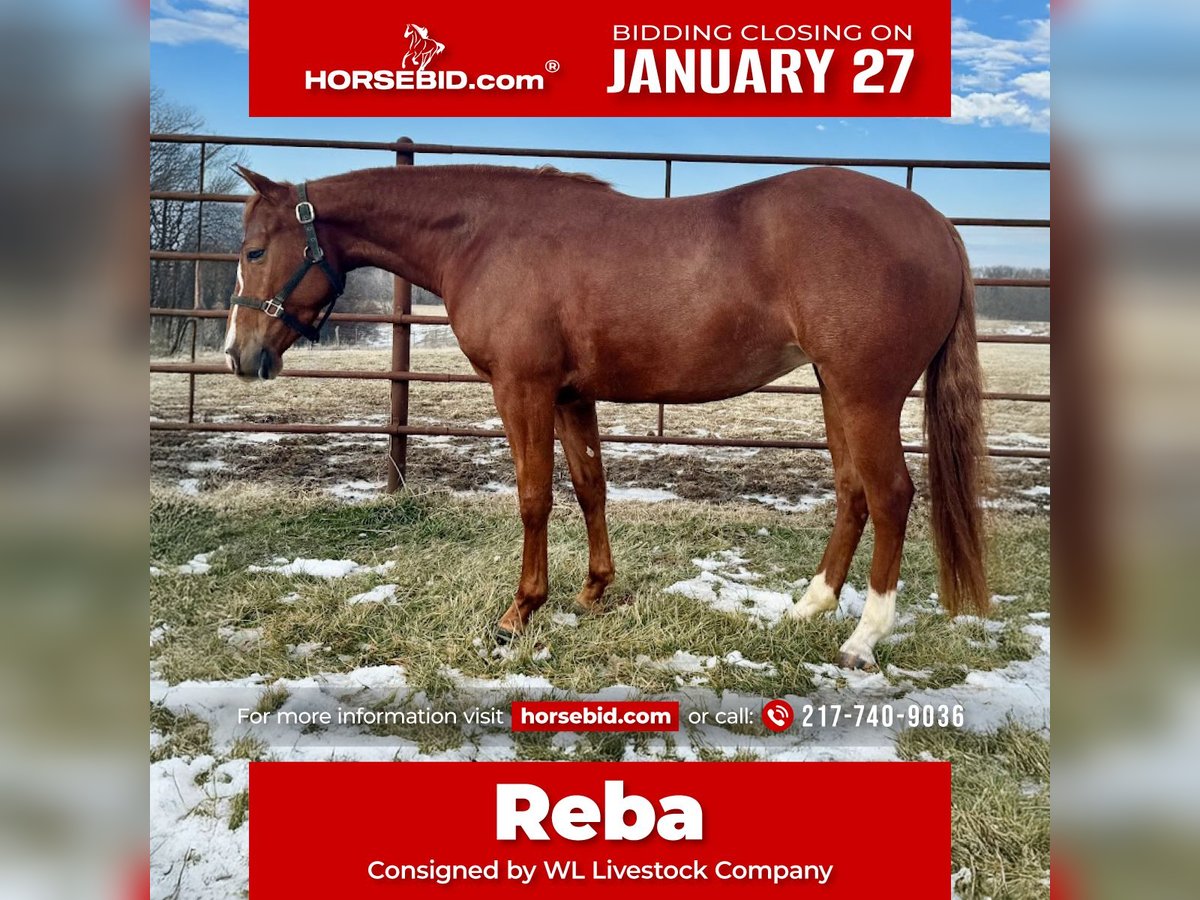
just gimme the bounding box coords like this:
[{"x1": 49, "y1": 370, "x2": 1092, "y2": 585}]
[{"x1": 320, "y1": 167, "x2": 497, "y2": 297}]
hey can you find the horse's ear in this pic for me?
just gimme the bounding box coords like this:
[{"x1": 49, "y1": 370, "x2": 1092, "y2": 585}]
[{"x1": 233, "y1": 165, "x2": 288, "y2": 201}]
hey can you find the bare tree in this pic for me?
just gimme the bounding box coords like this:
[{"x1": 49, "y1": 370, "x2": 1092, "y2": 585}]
[{"x1": 150, "y1": 88, "x2": 246, "y2": 351}]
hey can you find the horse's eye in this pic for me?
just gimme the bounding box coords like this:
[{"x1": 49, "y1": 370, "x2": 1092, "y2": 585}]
[{"x1": 246, "y1": 249, "x2": 266, "y2": 261}]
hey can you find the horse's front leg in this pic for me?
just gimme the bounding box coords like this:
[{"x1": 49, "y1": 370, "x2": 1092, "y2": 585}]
[{"x1": 493, "y1": 378, "x2": 556, "y2": 642}]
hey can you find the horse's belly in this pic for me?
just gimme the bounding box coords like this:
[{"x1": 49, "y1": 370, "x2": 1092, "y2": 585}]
[{"x1": 590, "y1": 341, "x2": 809, "y2": 404}]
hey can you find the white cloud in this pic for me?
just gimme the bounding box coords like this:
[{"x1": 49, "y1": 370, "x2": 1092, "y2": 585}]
[
  {"x1": 949, "y1": 17, "x2": 1050, "y2": 133},
  {"x1": 952, "y1": 16, "x2": 1050, "y2": 92},
  {"x1": 815, "y1": 124, "x2": 826, "y2": 131},
  {"x1": 1013, "y1": 70, "x2": 1051, "y2": 101},
  {"x1": 948, "y1": 92, "x2": 1050, "y2": 133},
  {"x1": 150, "y1": 1, "x2": 249, "y2": 51}
]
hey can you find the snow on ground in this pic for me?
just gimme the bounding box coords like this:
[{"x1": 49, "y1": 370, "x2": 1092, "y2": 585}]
[
  {"x1": 346, "y1": 584, "x2": 398, "y2": 605},
  {"x1": 246, "y1": 557, "x2": 395, "y2": 578},
  {"x1": 664, "y1": 550, "x2": 794, "y2": 625},
  {"x1": 150, "y1": 755, "x2": 249, "y2": 900},
  {"x1": 176, "y1": 478, "x2": 201, "y2": 496},
  {"x1": 607, "y1": 486, "x2": 681, "y2": 503},
  {"x1": 740, "y1": 492, "x2": 835, "y2": 513},
  {"x1": 150, "y1": 542, "x2": 1049, "y2": 898},
  {"x1": 328, "y1": 480, "x2": 386, "y2": 502},
  {"x1": 185, "y1": 459, "x2": 228, "y2": 472},
  {"x1": 456, "y1": 482, "x2": 683, "y2": 503},
  {"x1": 175, "y1": 552, "x2": 214, "y2": 575},
  {"x1": 149, "y1": 612, "x2": 1051, "y2": 897}
]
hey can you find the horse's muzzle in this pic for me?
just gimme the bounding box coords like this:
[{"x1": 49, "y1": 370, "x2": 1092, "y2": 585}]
[{"x1": 226, "y1": 347, "x2": 280, "y2": 382}]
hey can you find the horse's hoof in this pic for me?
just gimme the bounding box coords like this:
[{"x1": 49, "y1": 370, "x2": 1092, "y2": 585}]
[
  {"x1": 494, "y1": 626, "x2": 517, "y2": 645},
  {"x1": 836, "y1": 649, "x2": 878, "y2": 671}
]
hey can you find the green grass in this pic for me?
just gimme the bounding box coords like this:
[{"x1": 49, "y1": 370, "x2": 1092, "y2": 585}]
[
  {"x1": 899, "y1": 723, "x2": 1050, "y2": 900},
  {"x1": 150, "y1": 486, "x2": 1048, "y2": 697}
]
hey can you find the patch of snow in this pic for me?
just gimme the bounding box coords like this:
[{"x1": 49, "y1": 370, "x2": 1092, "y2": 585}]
[
  {"x1": 1022, "y1": 485, "x2": 1051, "y2": 497},
  {"x1": 287, "y1": 642, "x2": 323, "y2": 659},
  {"x1": 346, "y1": 584, "x2": 399, "y2": 605},
  {"x1": 248, "y1": 558, "x2": 395, "y2": 579},
  {"x1": 150, "y1": 566, "x2": 163, "y2": 577},
  {"x1": 150, "y1": 624, "x2": 170, "y2": 647},
  {"x1": 665, "y1": 550, "x2": 793, "y2": 625},
  {"x1": 177, "y1": 478, "x2": 201, "y2": 496},
  {"x1": 907, "y1": 624, "x2": 1051, "y2": 734},
  {"x1": 1029, "y1": 611, "x2": 1050, "y2": 620},
  {"x1": 186, "y1": 459, "x2": 227, "y2": 472},
  {"x1": 532, "y1": 647, "x2": 552, "y2": 662},
  {"x1": 741, "y1": 492, "x2": 835, "y2": 513},
  {"x1": 755, "y1": 527, "x2": 770, "y2": 536},
  {"x1": 550, "y1": 611, "x2": 579, "y2": 627},
  {"x1": 278, "y1": 592, "x2": 301, "y2": 605},
  {"x1": 150, "y1": 756, "x2": 250, "y2": 899},
  {"x1": 217, "y1": 627, "x2": 262, "y2": 652},
  {"x1": 837, "y1": 584, "x2": 866, "y2": 619},
  {"x1": 329, "y1": 480, "x2": 386, "y2": 502},
  {"x1": 608, "y1": 486, "x2": 681, "y2": 503},
  {"x1": 722, "y1": 651, "x2": 777, "y2": 674},
  {"x1": 176, "y1": 552, "x2": 214, "y2": 575}
]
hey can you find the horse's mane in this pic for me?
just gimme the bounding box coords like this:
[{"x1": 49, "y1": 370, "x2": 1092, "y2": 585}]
[{"x1": 529, "y1": 165, "x2": 612, "y2": 188}]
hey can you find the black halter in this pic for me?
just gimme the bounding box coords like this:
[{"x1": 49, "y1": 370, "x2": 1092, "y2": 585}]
[{"x1": 230, "y1": 183, "x2": 345, "y2": 343}]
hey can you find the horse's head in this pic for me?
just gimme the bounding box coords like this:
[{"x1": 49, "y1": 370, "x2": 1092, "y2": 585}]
[
  {"x1": 404, "y1": 23, "x2": 422, "y2": 39},
  {"x1": 224, "y1": 166, "x2": 344, "y2": 381}
]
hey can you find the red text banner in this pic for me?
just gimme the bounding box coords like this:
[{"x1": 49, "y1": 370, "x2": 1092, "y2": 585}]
[
  {"x1": 250, "y1": 761, "x2": 949, "y2": 897},
  {"x1": 249, "y1": 1, "x2": 950, "y2": 117}
]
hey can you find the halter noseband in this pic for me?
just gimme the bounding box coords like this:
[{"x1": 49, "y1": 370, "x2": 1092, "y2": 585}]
[{"x1": 230, "y1": 183, "x2": 345, "y2": 343}]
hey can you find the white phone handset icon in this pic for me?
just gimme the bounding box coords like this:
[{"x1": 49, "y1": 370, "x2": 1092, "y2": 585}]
[{"x1": 767, "y1": 707, "x2": 786, "y2": 728}]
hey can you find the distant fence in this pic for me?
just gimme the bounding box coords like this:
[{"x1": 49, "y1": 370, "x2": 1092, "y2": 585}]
[{"x1": 149, "y1": 134, "x2": 1051, "y2": 490}]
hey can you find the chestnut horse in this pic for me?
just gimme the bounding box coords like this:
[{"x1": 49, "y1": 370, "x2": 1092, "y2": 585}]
[{"x1": 225, "y1": 163, "x2": 987, "y2": 669}]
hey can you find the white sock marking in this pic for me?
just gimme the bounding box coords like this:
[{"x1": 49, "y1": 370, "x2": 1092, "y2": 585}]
[
  {"x1": 789, "y1": 570, "x2": 838, "y2": 619},
  {"x1": 839, "y1": 587, "x2": 897, "y2": 665}
]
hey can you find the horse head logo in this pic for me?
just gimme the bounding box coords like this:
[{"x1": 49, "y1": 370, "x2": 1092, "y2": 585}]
[{"x1": 403, "y1": 23, "x2": 446, "y2": 72}]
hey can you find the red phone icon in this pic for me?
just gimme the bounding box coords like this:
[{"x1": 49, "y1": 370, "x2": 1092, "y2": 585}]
[{"x1": 762, "y1": 699, "x2": 794, "y2": 732}]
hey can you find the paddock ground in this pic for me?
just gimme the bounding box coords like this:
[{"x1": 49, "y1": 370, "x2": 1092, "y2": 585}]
[{"x1": 149, "y1": 335, "x2": 1049, "y2": 900}]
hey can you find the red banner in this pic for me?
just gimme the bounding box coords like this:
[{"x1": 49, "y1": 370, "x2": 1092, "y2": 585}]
[
  {"x1": 249, "y1": 0, "x2": 950, "y2": 117},
  {"x1": 250, "y1": 761, "x2": 949, "y2": 897}
]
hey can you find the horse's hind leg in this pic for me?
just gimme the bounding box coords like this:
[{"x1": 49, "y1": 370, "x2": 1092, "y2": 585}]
[
  {"x1": 788, "y1": 372, "x2": 869, "y2": 620},
  {"x1": 835, "y1": 404, "x2": 915, "y2": 670},
  {"x1": 492, "y1": 379, "x2": 556, "y2": 641},
  {"x1": 555, "y1": 398, "x2": 614, "y2": 611}
]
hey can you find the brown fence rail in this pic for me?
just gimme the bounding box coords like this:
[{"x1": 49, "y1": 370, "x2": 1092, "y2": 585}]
[{"x1": 150, "y1": 133, "x2": 1051, "y2": 485}]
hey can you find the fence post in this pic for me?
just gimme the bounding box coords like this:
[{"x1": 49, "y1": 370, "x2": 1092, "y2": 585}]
[
  {"x1": 188, "y1": 142, "x2": 207, "y2": 424},
  {"x1": 657, "y1": 159, "x2": 673, "y2": 437},
  {"x1": 387, "y1": 137, "x2": 415, "y2": 492}
]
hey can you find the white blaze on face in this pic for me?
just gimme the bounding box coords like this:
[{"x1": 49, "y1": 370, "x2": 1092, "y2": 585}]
[
  {"x1": 224, "y1": 262, "x2": 244, "y2": 353},
  {"x1": 838, "y1": 587, "x2": 897, "y2": 666}
]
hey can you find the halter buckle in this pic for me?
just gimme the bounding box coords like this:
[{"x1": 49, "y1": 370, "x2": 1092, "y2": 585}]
[
  {"x1": 262, "y1": 298, "x2": 285, "y2": 318},
  {"x1": 295, "y1": 201, "x2": 316, "y2": 224}
]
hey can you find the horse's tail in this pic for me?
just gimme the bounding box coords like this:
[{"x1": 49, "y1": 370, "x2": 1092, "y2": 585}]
[{"x1": 924, "y1": 221, "x2": 989, "y2": 617}]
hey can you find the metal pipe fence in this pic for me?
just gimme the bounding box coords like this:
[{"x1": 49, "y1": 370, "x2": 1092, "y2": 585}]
[{"x1": 149, "y1": 134, "x2": 1052, "y2": 479}]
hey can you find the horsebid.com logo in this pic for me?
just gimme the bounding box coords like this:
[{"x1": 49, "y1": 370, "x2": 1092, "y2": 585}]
[{"x1": 305, "y1": 21, "x2": 546, "y2": 92}]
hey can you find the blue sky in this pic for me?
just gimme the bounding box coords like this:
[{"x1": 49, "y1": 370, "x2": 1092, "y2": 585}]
[{"x1": 150, "y1": 1, "x2": 1049, "y2": 267}]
